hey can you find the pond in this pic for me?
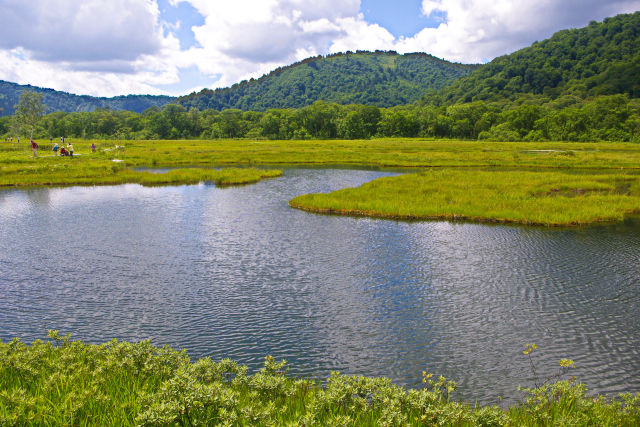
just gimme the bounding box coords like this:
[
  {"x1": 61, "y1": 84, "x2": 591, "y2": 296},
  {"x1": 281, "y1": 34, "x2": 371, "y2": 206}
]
[{"x1": 1, "y1": 168, "x2": 639, "y2": 404}]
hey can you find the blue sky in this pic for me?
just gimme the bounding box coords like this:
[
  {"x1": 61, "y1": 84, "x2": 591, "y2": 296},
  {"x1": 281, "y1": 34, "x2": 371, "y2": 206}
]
[
  {"x1": 361, "y1": 0, "x2": 445, "y2": 37},
  {"x1": 0, "y1": 0, "x2": 638, "y2": 97}
]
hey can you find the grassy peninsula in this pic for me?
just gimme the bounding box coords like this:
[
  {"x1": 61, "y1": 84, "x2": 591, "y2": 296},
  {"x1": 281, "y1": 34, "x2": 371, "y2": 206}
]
[
  {"x1": 290, "y1": 169, "x2": 640, "y2": 226},
  {"x1": 2, "y1": 334, "x2": 639, "y2": 426}
]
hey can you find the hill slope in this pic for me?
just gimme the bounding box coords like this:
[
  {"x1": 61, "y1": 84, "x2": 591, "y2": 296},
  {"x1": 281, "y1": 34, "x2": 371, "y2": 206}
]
[
  {"x1": 0, "y1": 80, "x2": 175, "y2": 116},
  {"x1": 426, "y1": 12, "x2": 640, "y2": 104},
  {"x1": 178, "y1": 51, "x2": 478, "y2": 111}
]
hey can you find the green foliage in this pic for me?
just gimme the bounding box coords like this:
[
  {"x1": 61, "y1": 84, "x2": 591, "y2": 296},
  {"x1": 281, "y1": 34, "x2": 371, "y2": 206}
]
[
  {"x1": 177, "y1": 51, "x2": 478, "y2": 112},
  {"x1": 1, "y1": 335, "x2": 639, "y2": 426},
  {"x1": 13, "y1": 90, "x2": 45, "y2": 139},
  {"x1": 3, "y1": 93, "x2": 638, "y2": 142},
  {"x1": 426, "y1": 12, "x2": 640, "y2": 104}
]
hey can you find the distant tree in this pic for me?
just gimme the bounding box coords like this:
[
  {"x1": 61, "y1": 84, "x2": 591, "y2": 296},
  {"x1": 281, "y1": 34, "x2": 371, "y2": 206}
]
[{"x1": 14, "y1": 90, "x2": 45, "y2": 139}]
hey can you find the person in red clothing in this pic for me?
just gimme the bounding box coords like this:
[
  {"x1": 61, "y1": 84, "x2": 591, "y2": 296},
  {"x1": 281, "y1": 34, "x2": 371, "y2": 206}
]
[{"x1": 31, "y1": 139, "x2": 38, "y2": 158}]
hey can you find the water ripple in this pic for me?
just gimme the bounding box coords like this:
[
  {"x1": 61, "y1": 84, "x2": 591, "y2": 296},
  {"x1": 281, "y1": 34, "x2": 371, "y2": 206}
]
[{"x1": 0, "y1": 169, "x2": 639, "y2": 404}]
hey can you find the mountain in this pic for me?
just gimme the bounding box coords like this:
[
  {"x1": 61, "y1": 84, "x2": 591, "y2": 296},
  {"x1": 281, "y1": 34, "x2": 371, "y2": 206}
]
[
  {"x1": 177, "y1": 51, "x2": 479, "y2": 111},
  {"x1": 0, "y1": 80, "x2": 175, "y2": 116},
  {"x1": 426, "y1": 12, "x2": 640, "y2": 105}
]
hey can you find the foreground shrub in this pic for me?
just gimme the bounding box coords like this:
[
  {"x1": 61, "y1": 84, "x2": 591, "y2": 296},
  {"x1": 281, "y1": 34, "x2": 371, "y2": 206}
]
[{"x1": 0, "y1": 333, "x2": 638, "y2": 426}]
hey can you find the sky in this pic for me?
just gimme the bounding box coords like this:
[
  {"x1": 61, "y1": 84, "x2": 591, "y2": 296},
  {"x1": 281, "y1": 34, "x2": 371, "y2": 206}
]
[{"x1": 0, "y1": 0, "x2": 638, "y2": 98}]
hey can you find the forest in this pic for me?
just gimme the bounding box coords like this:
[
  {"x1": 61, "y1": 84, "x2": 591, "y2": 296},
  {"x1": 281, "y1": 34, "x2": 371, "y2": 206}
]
[
  {"x1": 176, "y1": 51, "x2": 477, "y2": 111},
  {"x1": 1, "y1": 94, "x2": 638, "y2": 142}
]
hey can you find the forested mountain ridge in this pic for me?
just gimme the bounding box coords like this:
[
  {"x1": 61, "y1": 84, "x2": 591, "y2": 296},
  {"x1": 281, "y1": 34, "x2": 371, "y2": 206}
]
[
  {"x1": 177, "y1": 51, "x2": 479, "y2": 111},
  {"x1": 0, "y1": 80, "x2": 175, "y2": 116},
  {"x1": 425, "y1": 11, "x2": 640, "y2": 105}
]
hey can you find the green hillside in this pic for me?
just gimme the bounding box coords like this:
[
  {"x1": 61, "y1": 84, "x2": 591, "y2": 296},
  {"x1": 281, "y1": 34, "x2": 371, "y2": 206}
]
[
  {"x1": 0, "y1": 80, "x2": 175, "y2": 116},
  {"x1": 177, "y1": 51, "x2": 478, "y2": 111},
  {"x1": 427, "y1": 12, "x2": 640, "y2": 105}
]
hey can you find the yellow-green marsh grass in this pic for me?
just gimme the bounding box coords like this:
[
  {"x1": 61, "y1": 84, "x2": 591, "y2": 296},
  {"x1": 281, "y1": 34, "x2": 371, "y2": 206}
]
[
  {"x1": 290, "y1": 169, "x2": 640, "y2": 226},
  {"x1": 0, "y1": 141, "x2": 282, "y2": 187},
  {"x1": 5, "y1": 138, "x2": 640, "y2": 169},
  {"x1": 99, "y1": 139, "x2": 640, "y2": 169},
  {"x1": 3, "y1": 139, "x2": 640, "y2": 225}
]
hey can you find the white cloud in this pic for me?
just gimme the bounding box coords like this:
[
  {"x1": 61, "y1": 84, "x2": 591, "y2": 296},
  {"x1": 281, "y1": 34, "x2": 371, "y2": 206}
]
[
  {"x1": 393, "y1": 0, "x2": 640, "y2": 63},
  {"x1": 0, "y1": 0, "x2": 164, "y2": 62},
  {"x1": 0, "y1": 0, "x2": 639, "y2": 97},
  {"x1": 0, "y1": 0, "x2": 187, "y2": 96},
  {"x1": 174, "y1": 0, "x2": 392, "y2": 88}
]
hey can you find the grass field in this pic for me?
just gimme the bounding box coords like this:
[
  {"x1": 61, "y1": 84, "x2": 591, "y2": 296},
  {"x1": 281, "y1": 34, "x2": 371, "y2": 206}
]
[
  {"x1": 2, "y1": 334, "x2": 638, "y2": 426},
  {"x1": 2, "y1": 138, "x2": 640, "y2": 225},
  {"x1": 290, "y1": 168, "x2": 640, "y2": 226}
]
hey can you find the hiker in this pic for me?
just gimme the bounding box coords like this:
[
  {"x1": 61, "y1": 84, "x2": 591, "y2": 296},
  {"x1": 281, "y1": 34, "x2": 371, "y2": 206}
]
[
  {"x1": 60, "y1": 146, "x2": 68, "y2": 156},
  {"x1": 91, "y1": 143, "x2": 96, "y2": 153},
  {"x1": 31, "y1": 139, "x2": 38, "y2": 157},
  {"x1": 61, "y1": 136, "x2": 64, "y2": 144},
  {"x1": 49, "y1": 136, "x2": 53, "y2": 144},
  {"x1": 53, "y1": 142, "x2": 59, "y2": 155},
  {"x1": 68, "y1": 143, "x2": 74, "y2": 158}
]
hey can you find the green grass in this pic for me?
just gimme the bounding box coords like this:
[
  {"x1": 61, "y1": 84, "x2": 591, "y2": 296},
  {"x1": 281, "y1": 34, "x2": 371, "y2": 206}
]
[
  {"x1": 4, "y1": 139, "x2": 640, "y2": 170},
  {"x1": 3, "y1": 138, "x2": 640, "y2": 225},
  {"x1": 0, "y1": 141, "x2": 282, "y2": 187},
  {"x1": 290, "y1": 169, "x2": 640, "y2": 226},
  {"x1": 1, "y1": 334, "x2": 638, "y2": 426}
]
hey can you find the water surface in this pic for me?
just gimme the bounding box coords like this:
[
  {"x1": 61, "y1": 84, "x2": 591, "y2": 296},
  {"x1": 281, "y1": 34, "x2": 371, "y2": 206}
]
[{"x1": 1, "y1": 168, "x2": 639, "y2": 404}]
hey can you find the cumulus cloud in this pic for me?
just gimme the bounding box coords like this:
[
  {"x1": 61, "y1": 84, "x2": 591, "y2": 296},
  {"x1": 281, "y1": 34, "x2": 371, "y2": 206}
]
[
  {"x1": 394, "y1": 0, "x2": 640, "y2": 63},
  {"x1": 174, "y1": 0, "x2": 394, "y2": 87},
  {"x1": 0, "y1": 0, "x2": 164, "y2": 62},
  {"x1": 0, "y1": 0, "x2": 639, "y2": 96},
  {"x1": 0, "y1": 0, "x2": 187, "y2": 96}
]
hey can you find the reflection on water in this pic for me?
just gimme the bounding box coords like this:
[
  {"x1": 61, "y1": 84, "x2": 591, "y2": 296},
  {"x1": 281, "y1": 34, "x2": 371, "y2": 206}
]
[{"x1": 1, "y1": 169, "x2": 639, "y2": 404}]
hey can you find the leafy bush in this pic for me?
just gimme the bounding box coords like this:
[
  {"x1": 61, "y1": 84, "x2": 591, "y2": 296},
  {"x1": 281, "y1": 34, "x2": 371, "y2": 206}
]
[{"x1": 1, "y1": 333, "x2": 639, "y2": 426}]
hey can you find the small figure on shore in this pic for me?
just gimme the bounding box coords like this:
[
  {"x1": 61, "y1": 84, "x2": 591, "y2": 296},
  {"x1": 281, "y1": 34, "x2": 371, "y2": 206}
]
[
  {"x1": 49, "y1": 136, "x2": 53, "y2": 144},
  {"x1": 53, "y1": 142, "x2": 59, "y2": 155},
  {"x1": 31, "y1": 139, "x2": 38, "y2": 158},
  {"x1": 68, "y1": 143, "x2": 74, "y2": 158},
  {"x1": 91, "y1": 143, "x2": 96, "y2": 153},
  {"x1": 17, "y1": 136, "x2": 20, "y2": 144}
]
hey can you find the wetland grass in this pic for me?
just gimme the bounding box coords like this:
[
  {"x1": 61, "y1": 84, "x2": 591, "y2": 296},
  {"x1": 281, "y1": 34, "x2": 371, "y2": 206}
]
[
  {"x1": 1, "y1": 335, "x2": 638, "y2": 426},
  {"x1": 290, "y1": 169, "x2": 640, "y2": 226},
  {"x1": 0, "y1": 141, "x2": 281, "y2": 187},
  {"x1": 3, "y1": 138, "x2": 640, "y2": 224},
  {"x1": 4, "y1": 138, "x2": 640, "y2": 171}
]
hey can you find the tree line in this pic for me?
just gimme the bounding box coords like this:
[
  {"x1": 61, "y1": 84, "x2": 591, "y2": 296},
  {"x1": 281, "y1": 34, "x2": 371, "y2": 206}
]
[{"x1": 1, "y1": 94, "x2": 638, "y2": 142}]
